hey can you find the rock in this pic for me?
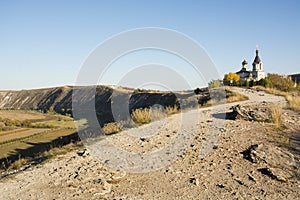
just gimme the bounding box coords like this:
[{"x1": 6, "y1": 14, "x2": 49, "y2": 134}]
[
  {"x1": 189, "y1": 178, "x2": 199, "y2": 186},
  {"x1": 241, "y1": 144, "x2": 264, "y2": 163},
  {"x1": 258, "y1": 167, "x2": 292, "y2": 182},
  {"x1": 247, "y1": 174, "x2": 256, "y2": 183},
  {"x1": 234, "y1": 179, "x2": 245, "y2": 186},
  {"x1": 242, "y1": 144, "x2": 296, "y2": 167},
  {"x1": 226, "y1": 104, "x2": 271, "y2": 122},
  {"x1": 216, "y1": 183, "x2": 225, "y2": 188},
  {"x1": 107, "y1": 170, "x2": 126, "y2": 184},
  {"x1": 140, "y1": 137, "x2": 149, "y2": 142},
  {"x1": 77, "y1": 149, "x2": 87, "y2": 157},
  {"x1": 219, "y1": 128, "x2": 226, "y2": 132},
  {"x1": 242, "y1": 144, "x2": 297, "y2": 182}
]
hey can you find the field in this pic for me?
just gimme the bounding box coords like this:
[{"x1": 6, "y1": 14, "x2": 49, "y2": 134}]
[{"x1": 0, "y1": 110, "x2": 79, "y2": 169}]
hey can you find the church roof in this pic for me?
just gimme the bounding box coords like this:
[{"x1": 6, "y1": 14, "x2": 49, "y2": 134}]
[
  {"x1": 253, "y1": 49, "x2": 261, "y2": 64},
  {"x1": 237, "y1": 69, "x2": 251, "y2": 74}
]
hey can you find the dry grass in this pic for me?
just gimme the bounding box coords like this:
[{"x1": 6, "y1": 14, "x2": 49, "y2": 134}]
[
  {"x1": 227, "y1": 91, "x2": 249, "y2": 103},
  {"x1": 0, "y1": 110, "x2": 47, "y2": 121},
  {"x1": 131, "y1": 106, "x2": 180, "y2": 125},
  {"x1": 42, "y1": 141, "x2": 82, "y2": 158},
  {"x1": 131, "y1": 108, "x2": 151, "y2": 125},
  {"x1": 253, "y1": 86, "x2": 286, "y2": 96},
  {"x1": 102, "y1": 122, "x2": 121, "y2": 135},
  {"x1": 2, "y1": 141, "x2": 82, "y2": 171},
  {"x1": 165, "y1": 106, "x2": 179, "y2": 115},
  {"x1": 0, "y1": 128, "x2": 50, "y2": 144},
  {"x1": 225, "y1": 87, "x2": 249, "y2": 103},
  {"x1": 10, "y1": 157, "x2": 27, "y2": 169},
  {"x1": 285, "y1": 95, "x2": 300, "y2": 112},
  {"x1": 269, "y1": 106, "x2": 283, "y2": 128},
  {"x1": 203, "y1": 87, "x2": 248, "y2": 107}
]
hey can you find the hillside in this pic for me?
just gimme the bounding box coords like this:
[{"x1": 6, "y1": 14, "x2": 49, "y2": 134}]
[{"x1": 0, "y1": 86, "x2": 205, "y2": 127}]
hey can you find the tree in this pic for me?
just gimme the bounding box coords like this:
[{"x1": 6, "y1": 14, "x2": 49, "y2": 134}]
[{"x1": 223, "y1": 72, "x2": 240, "y2": 85}]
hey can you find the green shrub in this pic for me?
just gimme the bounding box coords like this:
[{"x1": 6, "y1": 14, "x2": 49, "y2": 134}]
[{"x1": 267, "y1": 73, "x2": 295, "y2": 92}]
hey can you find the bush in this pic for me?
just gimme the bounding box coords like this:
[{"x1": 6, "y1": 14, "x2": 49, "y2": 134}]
[
  {"x1": 267, "y1": 74, "x2": 295, "y2": 92},
  {"x1": 131, "y1": 108, "x2": 151, "y2": 125},
  {"x1": 102, "y1": 122, "x2": 121, "y2": 135}
]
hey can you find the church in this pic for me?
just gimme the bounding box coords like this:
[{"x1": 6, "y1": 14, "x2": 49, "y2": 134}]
[{"x1": 236, "y1": 48, "x2": 265, "y2": 81}]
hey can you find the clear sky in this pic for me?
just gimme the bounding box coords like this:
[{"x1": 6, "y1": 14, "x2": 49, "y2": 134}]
[{"x1": 0, "y1": 0, "x2": 299, "y2": 90}]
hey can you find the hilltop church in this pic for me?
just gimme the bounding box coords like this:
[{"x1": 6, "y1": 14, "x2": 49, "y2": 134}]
[{"x1": 236, "y1": 48, "x2": 265, "y2": 81}]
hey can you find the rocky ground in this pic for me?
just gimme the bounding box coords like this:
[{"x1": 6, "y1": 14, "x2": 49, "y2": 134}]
[{"x1": 0, "y1": 87, "x2": 299, "y2": 200}]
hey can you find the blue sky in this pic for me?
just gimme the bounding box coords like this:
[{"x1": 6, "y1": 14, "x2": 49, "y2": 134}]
[{"x1": 0, "y1": 0, "x2": 299, "y2": 90}]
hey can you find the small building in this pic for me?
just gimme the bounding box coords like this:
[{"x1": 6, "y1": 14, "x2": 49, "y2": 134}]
[
  {"x1": 236, "y1": 48, "x2": 265, "y2": 81},
  {"x1": 289, "y1": 73, "x2": 300, "y2": 84}
]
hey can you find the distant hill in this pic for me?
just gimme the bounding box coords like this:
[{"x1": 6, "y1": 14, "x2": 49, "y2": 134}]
[{"x1": 0, "y1": 85, "x2": 207, "y2": 126}]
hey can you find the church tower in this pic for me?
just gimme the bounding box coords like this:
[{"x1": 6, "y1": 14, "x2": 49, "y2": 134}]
[{"x1": 252, "y1": 47, "x2": 265, "y2": 80}]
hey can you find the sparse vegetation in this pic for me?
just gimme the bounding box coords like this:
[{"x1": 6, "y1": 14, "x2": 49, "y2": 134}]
[
  {"x1": 269, "y1": 106, "x2": 283, "y2": 128},
  {"x1": 225, "y1": 88, "x2": 249, "y2": 103},
  {"x1": 208, "y1": 79, "x2": 222, "y2": 88},
  {"x1": 165, "y1": 106, "x2": 179, "y2": 115},
  {"x1": 243, "y1": 73, "x2": 300, "y2": 113},
  {"x1": 10, "y1": 157, "x2": 27, "y2": 169},
  {"x1": 102, "y1": 122, "x2": 121, "y2": 135},
  {"x1": 285, "y1": 95, "x2": 300, "y2": 112},
  {"x1": 131, "y1": 108, "x2": 151, "y2": 125},
  {"x1": 131, "y1": 105, "x2": 180, "y2": 125},
  {"x1": 42, "y1": 141, "x2": 82, "y2": 159},
  {"x1": 202, "y1": 87, "x2": 248, "y2": 107}
]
